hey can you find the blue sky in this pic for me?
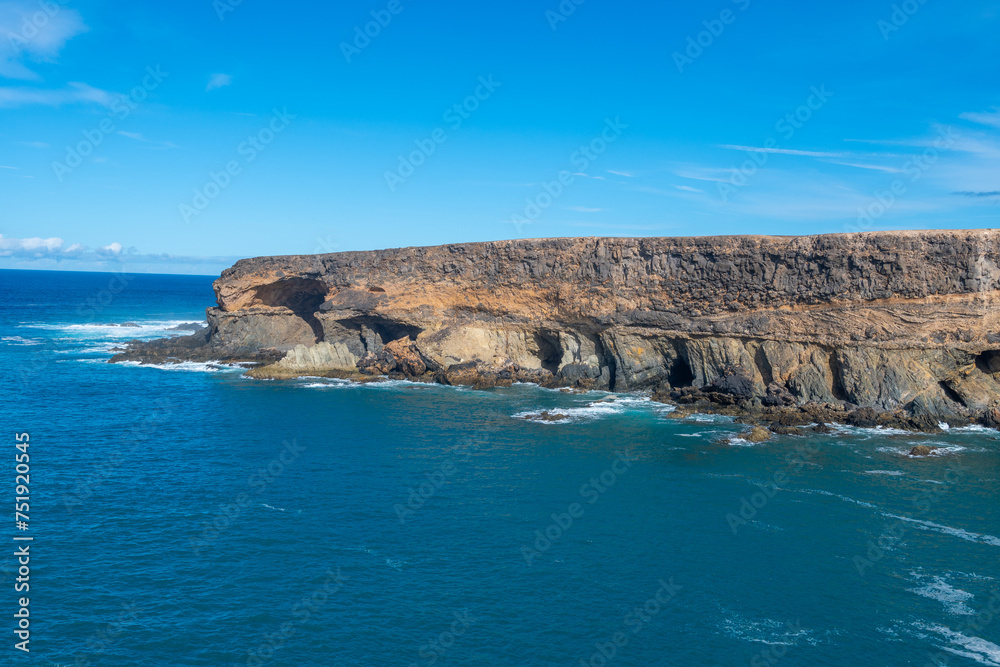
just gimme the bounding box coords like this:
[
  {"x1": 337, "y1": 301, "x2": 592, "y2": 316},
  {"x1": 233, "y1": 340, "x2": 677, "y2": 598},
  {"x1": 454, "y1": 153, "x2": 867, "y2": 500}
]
[{"x1": 1, "y1": 0, "x2": 998, "y2": 274}]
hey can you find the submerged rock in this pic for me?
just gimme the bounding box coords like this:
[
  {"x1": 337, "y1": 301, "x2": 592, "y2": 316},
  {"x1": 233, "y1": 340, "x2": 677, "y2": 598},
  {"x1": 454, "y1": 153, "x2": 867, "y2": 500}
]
[
  {"x1": 168, "y1": 322, "x2": 207, "y2": 331},
  {"x1": 744, "y1": 427, "x2": 772, "y2": 443},
  {"x1": 520, "y1": 411, "x2": 570, "y2": 423},
  {"x1": 908, "y1": 445, "x2": 940, "y2": 457}
]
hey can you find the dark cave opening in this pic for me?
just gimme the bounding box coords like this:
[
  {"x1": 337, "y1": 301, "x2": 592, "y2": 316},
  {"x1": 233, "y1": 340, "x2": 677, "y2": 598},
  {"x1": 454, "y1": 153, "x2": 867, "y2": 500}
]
[
  {"x1": 975, "y1": 350, "x2": 1000, "y2": 375},
  {"x1": 534, "y1": 331, "x2": 563, "y2": 375},
  {"x1": 253, "y1": 278, "x2": 328, "y2": 342}
]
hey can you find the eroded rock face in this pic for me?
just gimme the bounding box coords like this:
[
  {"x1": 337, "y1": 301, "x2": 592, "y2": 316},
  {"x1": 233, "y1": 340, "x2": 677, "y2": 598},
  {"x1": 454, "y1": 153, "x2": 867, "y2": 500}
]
[{"x1": 111, "y1": 231, "x2": 1000, "y2": 428}]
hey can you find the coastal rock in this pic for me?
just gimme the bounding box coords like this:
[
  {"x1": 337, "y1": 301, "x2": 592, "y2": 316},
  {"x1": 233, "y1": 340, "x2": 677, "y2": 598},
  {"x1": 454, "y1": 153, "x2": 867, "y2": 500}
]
[
  {"x1": 246, "y1": 341, "x2": 359, "y2": 378},
  {"x1": 111, "y1": 231, "x2": 1000, "y2": 431},
  {"x1": 744, "y1": 427, "x2": 771, "y2": 443}
]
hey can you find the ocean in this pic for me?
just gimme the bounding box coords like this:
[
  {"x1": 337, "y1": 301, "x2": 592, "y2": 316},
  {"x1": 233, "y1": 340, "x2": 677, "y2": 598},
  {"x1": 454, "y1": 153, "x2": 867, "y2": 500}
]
[{"x1": 2, "y1": 268, "x2": 999, "y2": 666}]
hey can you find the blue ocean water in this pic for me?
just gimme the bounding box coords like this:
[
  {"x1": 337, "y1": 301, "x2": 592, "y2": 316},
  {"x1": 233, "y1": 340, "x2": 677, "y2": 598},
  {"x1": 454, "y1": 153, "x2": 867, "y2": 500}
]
[{"x1": 2, "y1": 268, "x2": 999, "y2": 667}]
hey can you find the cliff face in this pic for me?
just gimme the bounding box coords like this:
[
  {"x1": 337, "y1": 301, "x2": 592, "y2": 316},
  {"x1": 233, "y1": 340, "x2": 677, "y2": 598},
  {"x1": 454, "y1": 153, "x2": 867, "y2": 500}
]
[{"x1": 113, "y1": 231, "x2": 1000, "y2": 427}]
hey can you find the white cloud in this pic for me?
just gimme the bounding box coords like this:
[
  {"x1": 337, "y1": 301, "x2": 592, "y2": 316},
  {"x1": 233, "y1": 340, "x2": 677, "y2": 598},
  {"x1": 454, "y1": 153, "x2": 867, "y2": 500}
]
[
  {"x1": 960, "y1": 108, "x2": 1000, "y2": 129},
  {"x1": 0, "y1": 1, "x2": 88, "y2": 79},
  {"x1": 823, "y1": 161, "x2": 905, "y2": 173},
  {"x1": 674, "y1": 184, "x2": 705, "y2": 193},
  {"x1": 718, "y1": 144, "x2": 850, "y2": 158},
  {"x1": 0, "y1": 81, "x2": 113, "y2": 107},
  {"x1": 206, "y1": 73, "x2": 232, "y2": 91},
  {"x1": 0, "y1": 234, "x2": 70, "y2": 257},
  {"x1": 607, "y1": 170, "x2": 635, "y2": 177},
  {"x1": 0, "y1": 234, "x2": 126, "y2": 260}
]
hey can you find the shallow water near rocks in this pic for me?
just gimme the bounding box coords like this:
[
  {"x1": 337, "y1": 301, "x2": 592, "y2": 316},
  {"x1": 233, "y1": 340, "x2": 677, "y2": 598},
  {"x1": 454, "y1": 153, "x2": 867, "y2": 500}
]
[{"x1": 3, "y1": 269, "x2": 1000, "y2": 666}]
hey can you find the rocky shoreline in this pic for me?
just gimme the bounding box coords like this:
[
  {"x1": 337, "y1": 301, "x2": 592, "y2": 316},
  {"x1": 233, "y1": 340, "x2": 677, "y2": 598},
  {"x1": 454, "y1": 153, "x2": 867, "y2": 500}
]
[{"x1": 111, "y1": 231, "x2": 1000, "y2": 433}]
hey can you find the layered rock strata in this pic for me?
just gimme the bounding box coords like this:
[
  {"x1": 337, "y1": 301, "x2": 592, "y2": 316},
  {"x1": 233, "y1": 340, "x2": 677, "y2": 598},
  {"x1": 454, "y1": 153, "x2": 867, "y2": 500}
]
[{"x1": 111, "y1": 231, "x2": 1000, "y2": 430}]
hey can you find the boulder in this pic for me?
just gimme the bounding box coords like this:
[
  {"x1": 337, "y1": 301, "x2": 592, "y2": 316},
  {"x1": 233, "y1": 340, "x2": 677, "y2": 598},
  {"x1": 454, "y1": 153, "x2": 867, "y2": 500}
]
[{"x1": 744, "y1": 426, "x2": 771, "y2": 443}]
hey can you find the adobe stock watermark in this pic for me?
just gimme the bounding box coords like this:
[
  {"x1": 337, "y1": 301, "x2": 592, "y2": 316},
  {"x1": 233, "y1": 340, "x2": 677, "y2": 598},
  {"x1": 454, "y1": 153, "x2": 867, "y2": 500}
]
[
  {"x1": 672, "y1": 0, "x2": 752, "y2": 73},
  {"x1": 749, "y1": 620, "x2": 805, "y2": 667},
  {"x1": 179, "y1": 108, "x2": 295, "y2": 223},
  {"x1": 62, "y1": 399, "x2": 173, "y2": 513},
  {"x1": 920, "y1": 587, "x2": 1000, "y2": 667},
  {"x1": 72, "y1": 601, "x2": 143, "y2": 667},
  {"x1": 546, "y1": 0, "x2": 586, "y2": 31},
  {"x1": 384, "y1": 75, "x2": 501, "y2": 192},
  {"x1": 521, "y1": 451, "x2": 635, "y2": 565},
  {"x1": 340, "y1": 0, "x2": 413, "y2": 63},
  {"x1": 853, "y1": 459, "x2": 967, "y2": 576},
  {"x1": 244, "y1": 565, "x2": 347, "y2": 666},
  {"x1": 726, "y1": 441, "x2": 820, "y2": 535},
  {"x1": 407, "y1": 609, "x2": 477, "y2": 667},
  {"x1": 718, "y1": 85, "x2": 834, "y2": 202},
  {"x1": 76, "y1": 262, "x2": 134, "y2": 322},
  {"x1": 579, "y1": 578, "x2": 682, "y2": 667},
  {"x1": 850, "y1": 126, "x2": 958, "y2": 232},
  {"x1": 51, "y1": 65, "x2": 169, "y2": 182},
  {"x1": 189, "y1": 439, "x2": 306, "y2": 556},
  {"x1": 213, "y1": 0, "x2": 246, "y2": 21},
  {"x1": 877, "y1": 0, "x2": 931, "y2": 40},
  {"x1": 6, "y1": 0, "x2": 73, "y2": 49},
  {"x1": 394, "y1": 438, "x2": 483, "y2": 523},
  {"x1": 509, "y1": 117, "x2": 628, "y2": 232}
]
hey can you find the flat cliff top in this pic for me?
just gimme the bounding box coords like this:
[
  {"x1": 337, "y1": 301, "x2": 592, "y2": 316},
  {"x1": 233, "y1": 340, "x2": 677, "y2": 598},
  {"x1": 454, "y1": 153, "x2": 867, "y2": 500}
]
[
  {"x1": 216, "y1": 230, "x2": 1000, "y2": 316},
  {"x1": 223, "y1": 229, "x2": 1000, "y2": 281}
]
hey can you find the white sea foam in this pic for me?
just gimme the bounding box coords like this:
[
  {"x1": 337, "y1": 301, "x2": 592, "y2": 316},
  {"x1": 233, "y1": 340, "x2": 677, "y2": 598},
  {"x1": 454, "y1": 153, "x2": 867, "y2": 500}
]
[
  {"x1": 796, "y1": 489, "x2": 880, "y2": 510},
  {"x1": 19, "y1": 320, "x2": 203, "y2": 341},
  {"x1": 914, "y1": 622, "x2": 1000, "y2": 666},
  {"x1": 513, "y1": 395, "x2": 665, "y2": 424},
  {"x1": 725, "y1": 436, "x2": 762, "y2": 448},
  {"x1": 1, "y1": 335, "x2": 42, "y2": 346},
  {"x1": 865, "y1": 470, "x2": 905, "y2": 476},
  {"x1": 117, "y1": 360, "x2": 242, "y2": 374},
  {"x1": 875, "y1": 443, "x2": 970, "y2": 457},
  {"x1": 884, "y1": 514, "x2": 1000, "y2": 548},
  {"x1": 384, "y1": 557, "x2": 407, "y2": 571},
  {"x1": 909, "y1": 575, "x2": 976, "y2": 616},
  {"x1": 720, "y1": 614, "x2": 814, "y2": 646},
  {"x1": 261, "y1": 503, "x2": 287, "y2": 512}
]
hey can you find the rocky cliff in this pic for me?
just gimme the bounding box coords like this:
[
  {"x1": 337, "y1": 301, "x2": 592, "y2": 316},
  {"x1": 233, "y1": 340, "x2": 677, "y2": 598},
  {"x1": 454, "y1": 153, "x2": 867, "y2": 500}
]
[{"x1": 112, "y1": 231, "x2": 1000, "y2": 430}]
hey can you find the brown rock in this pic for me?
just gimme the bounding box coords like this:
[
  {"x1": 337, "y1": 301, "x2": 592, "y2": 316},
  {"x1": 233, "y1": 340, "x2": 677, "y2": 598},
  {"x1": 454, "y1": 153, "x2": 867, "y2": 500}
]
[{"x1": 744, "y1": 427, "x2": 772, "y2": 443}]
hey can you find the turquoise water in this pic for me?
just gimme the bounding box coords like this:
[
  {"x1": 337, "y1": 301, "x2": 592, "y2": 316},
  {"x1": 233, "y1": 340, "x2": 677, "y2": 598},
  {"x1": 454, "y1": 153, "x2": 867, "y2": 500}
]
[{"x1": 2, "y1": 268, "x2": 999, "y2": 666}]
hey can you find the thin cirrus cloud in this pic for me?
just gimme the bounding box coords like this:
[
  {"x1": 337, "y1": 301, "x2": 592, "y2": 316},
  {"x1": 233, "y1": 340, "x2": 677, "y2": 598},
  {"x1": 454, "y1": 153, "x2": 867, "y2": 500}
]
[
  {"x1": 116, "y1": 130, "x2": 178, "y2": 150},
  {"x1": 0, "y1": 1, "x2": 88, "y2": 79},
  {"x1": 823, "y1": 161, "x2": 905, "y2": 173},
  {"x1": 0, "y1": 81, "x2": 113, "y2": 108},
  {"x1": 716, "y1": 144, "x2": 850, "y2": 158},
  {"x1": 960, "y1": 108, "x2": 1000, "y2": 129},
  {"x1": 206, "y1": 73, "x2": 232, "y2": 91}
]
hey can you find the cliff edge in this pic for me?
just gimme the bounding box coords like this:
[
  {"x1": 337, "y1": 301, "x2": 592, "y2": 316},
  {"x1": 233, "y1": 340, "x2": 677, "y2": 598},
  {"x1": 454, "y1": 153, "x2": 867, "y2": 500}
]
[{"x1": 112, "y1": 230, "x2": 1000, "y2": 430}]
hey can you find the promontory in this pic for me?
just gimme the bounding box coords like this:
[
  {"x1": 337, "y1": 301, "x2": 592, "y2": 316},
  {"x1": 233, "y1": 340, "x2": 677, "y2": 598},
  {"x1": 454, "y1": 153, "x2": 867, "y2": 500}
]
[{"x1": 112, "y1": 230, "x2": 1000, "y2": 431}]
